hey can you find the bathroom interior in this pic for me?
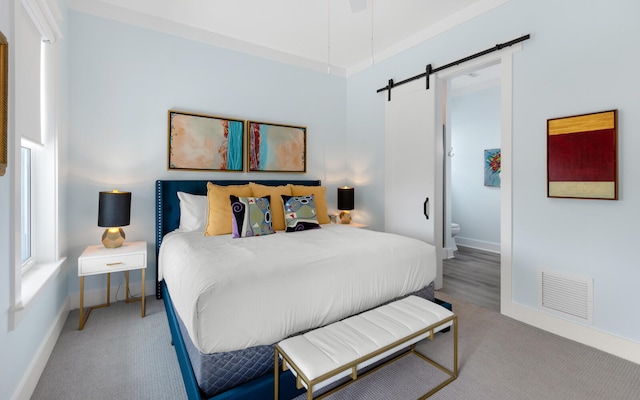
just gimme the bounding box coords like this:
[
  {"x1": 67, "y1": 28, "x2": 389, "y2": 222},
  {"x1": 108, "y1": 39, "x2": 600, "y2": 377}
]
[{"x1": 445, "y1": 64, "x2": 502, "y2": 259}]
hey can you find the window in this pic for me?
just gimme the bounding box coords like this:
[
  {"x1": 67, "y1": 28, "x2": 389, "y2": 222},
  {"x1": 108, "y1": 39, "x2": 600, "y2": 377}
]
[{"x1": 10, "y1": 0, "x2": 64, "y2": 330}]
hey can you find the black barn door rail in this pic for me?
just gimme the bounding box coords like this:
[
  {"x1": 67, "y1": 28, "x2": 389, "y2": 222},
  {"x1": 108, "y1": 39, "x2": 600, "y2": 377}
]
[{"x1": 377, "y1": 34, "x2": 531, "y2": 101}]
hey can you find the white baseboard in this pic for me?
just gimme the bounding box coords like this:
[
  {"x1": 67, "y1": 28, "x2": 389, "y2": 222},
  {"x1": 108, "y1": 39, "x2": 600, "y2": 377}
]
[
  {"x1": 455, "y1": 236, "x2": 501, "y2": 253},
  {"x1": 69, "y1": 279, "x2": 155, "y2": 310},
  {"x1": 503, "y1": 301, "x2": 640, "y2": 365},
  {"x1": 444, "y1": 247, "x2": 456, "y2": 259},
  {"x1": 12, "y1": 298, "x2": 70, "y2": 400}
]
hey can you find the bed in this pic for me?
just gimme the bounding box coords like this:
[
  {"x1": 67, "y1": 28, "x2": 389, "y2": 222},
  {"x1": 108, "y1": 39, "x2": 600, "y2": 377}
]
[{"x1": 156, "y1": 179, "x2": 437, "y2": 400}]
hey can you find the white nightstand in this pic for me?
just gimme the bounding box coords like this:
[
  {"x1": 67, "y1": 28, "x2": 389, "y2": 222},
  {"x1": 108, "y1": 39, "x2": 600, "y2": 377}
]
[{"x1": 78, "y1": 240, "x2": 147, "y2": 330}]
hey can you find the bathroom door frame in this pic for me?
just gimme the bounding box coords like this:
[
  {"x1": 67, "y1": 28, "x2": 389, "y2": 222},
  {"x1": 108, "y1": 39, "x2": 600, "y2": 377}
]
[{"x1": 433, "y1": 47, "x2": 518, "y2": 314}]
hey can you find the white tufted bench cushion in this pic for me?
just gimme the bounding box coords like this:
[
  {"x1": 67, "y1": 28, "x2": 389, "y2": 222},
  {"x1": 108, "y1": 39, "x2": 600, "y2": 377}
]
[{"x1": 274, "y1": 295, "x2": 457, "y2": 399}]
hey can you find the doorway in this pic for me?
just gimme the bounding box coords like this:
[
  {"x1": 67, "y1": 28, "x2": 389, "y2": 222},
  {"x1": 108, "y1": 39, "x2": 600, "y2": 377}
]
[
  {"x1": 445, "y1": 63, "x2": 502, "y2": 257},
  {"x1": 439, "y1": 62, "x2": 503, "y2": 311}
]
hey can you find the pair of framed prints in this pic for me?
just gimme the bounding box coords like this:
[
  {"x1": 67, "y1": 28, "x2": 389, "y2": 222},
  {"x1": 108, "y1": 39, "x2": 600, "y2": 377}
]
[{"x1": 168, "y1": 110, "x2": 306, "y2": 173}]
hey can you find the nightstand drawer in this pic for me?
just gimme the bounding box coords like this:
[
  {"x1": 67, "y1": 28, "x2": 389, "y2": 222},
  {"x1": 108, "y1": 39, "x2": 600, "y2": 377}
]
[{"x1": 79, "y1": 253, "x2": 145, "y2": 275}]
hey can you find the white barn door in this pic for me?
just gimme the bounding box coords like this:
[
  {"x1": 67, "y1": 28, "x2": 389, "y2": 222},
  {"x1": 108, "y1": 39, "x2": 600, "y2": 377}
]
[{"x1": 384, "y1": 76, "x2": 443, "y2": 289}]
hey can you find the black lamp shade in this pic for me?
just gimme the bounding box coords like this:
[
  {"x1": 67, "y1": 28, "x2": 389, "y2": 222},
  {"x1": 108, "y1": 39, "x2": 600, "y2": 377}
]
[
  {"x1": 98, "y1": 191, "x2": 131, "y2": 227},
  {"x1": 337, "y1": 187, "x2": 354, "y2": 211}
]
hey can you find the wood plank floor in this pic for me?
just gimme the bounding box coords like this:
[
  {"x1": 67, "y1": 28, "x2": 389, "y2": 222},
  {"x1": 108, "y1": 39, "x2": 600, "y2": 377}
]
[{"x1": 438, "y1": 246, "x2": 500, "y2": 312}]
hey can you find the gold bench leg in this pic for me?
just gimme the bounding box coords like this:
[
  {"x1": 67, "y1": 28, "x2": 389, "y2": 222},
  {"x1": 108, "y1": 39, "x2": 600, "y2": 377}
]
[{"x1": 414, "y1": 315, "x2": 458, "y2": 399}]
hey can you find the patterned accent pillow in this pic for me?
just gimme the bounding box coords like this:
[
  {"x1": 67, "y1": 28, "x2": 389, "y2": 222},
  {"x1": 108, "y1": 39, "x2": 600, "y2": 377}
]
[
  {"x1": 248, "y1": 183, "x2": 291, "y2": 231},
  {"x1": 289, "y1": 185, "x2": 330, "y2": 224},
  {"x1": 230, "y1": 196, "x2": 275, "y2": 238},
  {"x1": 205, "y1": 183, "x2": 252, "y2": 236},
  {"x1": 281, "y1": 194, "x2": 321, "y2": 232}
]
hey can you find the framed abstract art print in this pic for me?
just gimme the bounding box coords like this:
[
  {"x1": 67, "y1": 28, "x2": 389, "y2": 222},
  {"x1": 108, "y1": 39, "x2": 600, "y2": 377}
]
[
  {"x1": 168, "y1": 110, "x2": 244, "y2": 172},
  {"x1": 247, "y1": 121, "x2": 306, "y2": 172},
  {"x1": 547, "y1": 110, "x2": 618, "y2": 200}
]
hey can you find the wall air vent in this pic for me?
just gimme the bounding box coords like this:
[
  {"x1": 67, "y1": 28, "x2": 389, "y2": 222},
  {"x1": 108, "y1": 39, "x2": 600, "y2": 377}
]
[{"x1": 539, "y1": 270, "x2": 593, "y2": 324}]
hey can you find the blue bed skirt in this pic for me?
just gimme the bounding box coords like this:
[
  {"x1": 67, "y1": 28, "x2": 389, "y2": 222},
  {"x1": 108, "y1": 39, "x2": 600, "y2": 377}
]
[{"x1": 161, "y1": 281, "x2": 304, "y2": 400}]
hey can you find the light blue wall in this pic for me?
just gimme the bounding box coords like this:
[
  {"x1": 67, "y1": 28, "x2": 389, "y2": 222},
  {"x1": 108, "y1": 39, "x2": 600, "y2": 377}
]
[
  {"x1": 66, "y1": 11, "x2": 348, "y2": 295},
  {"x1": 451, "y1": 87, "x2": 501, "y2": 248},
  {"x1": 347, "y1": 0, "x2": 640, "y2": 342},
  {"x1": 508, "y1": 0, "x2": 640, "y2": 340}
]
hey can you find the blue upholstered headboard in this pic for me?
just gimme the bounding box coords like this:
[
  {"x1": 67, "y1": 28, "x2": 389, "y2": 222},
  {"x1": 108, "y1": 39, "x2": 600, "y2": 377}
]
[{"x1": 154, "y1": 179, "x2": 321, "y2": 298}]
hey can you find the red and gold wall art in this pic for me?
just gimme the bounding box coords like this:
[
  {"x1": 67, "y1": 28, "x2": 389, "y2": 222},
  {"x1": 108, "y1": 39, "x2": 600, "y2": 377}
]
[{"x1": 547, "y1": 110, "x2": 618, "y2": 200}]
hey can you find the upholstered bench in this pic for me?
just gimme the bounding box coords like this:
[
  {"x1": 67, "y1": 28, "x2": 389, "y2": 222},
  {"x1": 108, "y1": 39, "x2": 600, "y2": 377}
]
[{"x1": 274, "y1": 295, "x2": 458, "y2": 400}]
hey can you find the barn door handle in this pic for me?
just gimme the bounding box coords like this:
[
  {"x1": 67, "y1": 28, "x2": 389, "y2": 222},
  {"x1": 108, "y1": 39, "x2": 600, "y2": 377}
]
[{"x1": 423, "y1": 197, "x2": 429, "y2": 220}]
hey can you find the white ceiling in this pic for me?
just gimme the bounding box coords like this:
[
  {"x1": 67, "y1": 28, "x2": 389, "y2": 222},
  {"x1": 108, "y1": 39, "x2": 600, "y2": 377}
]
[{"x1": 68, "y1": 0, "x2": 511, "y2": 76}]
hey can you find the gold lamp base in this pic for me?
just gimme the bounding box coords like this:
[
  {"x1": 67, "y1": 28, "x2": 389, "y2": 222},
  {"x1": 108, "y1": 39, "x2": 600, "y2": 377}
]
[
  {"x1": 102, "y1": 228, "x2": 126, "y2": 248},
  {"x1": 339, "y1": 211, "x2": 352, "y2": 224}
]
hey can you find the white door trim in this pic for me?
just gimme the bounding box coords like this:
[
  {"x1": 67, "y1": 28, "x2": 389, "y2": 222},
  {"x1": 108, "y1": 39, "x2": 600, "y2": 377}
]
[{"x1": 431, "y1": 44, "x2": 520, "y2": 313}]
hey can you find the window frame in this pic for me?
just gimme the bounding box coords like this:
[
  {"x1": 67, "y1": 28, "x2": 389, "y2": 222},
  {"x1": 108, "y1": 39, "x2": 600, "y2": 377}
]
[{"x1": 20, "y1": 143, "x2": 33, "y2": 271}]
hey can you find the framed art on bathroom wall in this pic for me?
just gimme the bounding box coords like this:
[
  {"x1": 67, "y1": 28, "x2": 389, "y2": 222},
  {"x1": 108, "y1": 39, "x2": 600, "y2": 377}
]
[
  {"x1": 547, "y1": 110, "x2": 618, "y2": 200},
  {"x1": 484, "y1": 148, "x2": 501, "y2": 187}
]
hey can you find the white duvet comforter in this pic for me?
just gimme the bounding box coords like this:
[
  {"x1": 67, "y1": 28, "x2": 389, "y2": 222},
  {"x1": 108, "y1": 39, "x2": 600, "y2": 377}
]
[{"x1": 159, "y1": 224, "x2": 436, "y2": 354}]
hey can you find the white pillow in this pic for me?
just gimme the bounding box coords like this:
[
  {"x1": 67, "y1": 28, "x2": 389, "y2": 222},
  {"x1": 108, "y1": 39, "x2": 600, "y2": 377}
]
[{"x1": 177, "y1": 192, "x2": 208, "y2": 232}]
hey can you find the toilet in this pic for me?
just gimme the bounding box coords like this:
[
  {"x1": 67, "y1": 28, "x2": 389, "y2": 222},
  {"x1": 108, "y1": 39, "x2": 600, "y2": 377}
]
[{"x1": 451, "y1": 223, "x2": 460, "y2": 252}]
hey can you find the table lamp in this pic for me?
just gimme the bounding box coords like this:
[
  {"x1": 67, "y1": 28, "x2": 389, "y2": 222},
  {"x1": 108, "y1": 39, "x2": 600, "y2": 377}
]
[
  {"x1": 337, "y1": 186, "x2": 354, "y2": 224},
  {"x1": 98, "y1": 190, "x2": 131, "y2": 248}
]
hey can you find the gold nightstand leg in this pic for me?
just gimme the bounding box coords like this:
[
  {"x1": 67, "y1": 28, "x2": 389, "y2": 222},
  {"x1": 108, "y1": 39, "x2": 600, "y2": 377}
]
[
  {"x1": 141, "y1": 269, "x2": 145, "y2": 318},
  {"x1": 79, "y1": 273, "x2": 111, "y2": 330},
  {"x1": 79, "y1": 276, "x2": 85, "y2": 330},
  {"x1": 125, "y1": 269, "x2": 146, "y2": 318}
]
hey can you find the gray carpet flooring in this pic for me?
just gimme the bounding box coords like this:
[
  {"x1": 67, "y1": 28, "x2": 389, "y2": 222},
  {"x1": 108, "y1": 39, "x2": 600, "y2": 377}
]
[
  {"x1": 31, "y1": 296, "x2": 187, "y2": 400},
  {"x1": 32, "y1": 293, "x2": 640, "y2": 400}
]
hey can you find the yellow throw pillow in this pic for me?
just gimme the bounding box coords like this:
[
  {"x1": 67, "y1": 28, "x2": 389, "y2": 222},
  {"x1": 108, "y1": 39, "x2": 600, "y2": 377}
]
[
  {"x1": 289, "y1": 185, "x2": 330, "y2": 224},
  {"x1": 204, "y1": 183, "x2": 252, "y2": 236},
  {"x1": 249, "y1": 183, "x2": 292, "y2": 231}
]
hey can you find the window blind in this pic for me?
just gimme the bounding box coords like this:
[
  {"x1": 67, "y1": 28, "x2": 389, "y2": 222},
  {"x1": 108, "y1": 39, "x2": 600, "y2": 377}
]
[
  {"x1": 15, "y1": 0, "x2": 61, "y2": 146},
  {"x1": 15, "y1": 2, "x2": 43, "y2": 145}
]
